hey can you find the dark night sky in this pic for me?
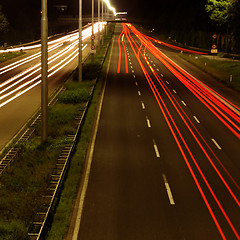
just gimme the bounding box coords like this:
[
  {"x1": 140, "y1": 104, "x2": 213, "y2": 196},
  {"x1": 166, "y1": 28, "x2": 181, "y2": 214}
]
[
  {"x1": 0, "y1": 0, "x2": 211, "y2": 43},
  {"x1": 0, "y1": 0, "x2": 208, "y2": 21}
]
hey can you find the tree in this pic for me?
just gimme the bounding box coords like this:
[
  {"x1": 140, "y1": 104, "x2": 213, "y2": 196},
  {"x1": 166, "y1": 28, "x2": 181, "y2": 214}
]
[
  {"x1": 205, "y1": 0, "x2": 240, "y2": 52},
  {"x1": 205, "y1": 0, "x2": 236, "y2": 29},
  {"x1": 0, "y1": 7, "x2": 9, "y2": 33}
]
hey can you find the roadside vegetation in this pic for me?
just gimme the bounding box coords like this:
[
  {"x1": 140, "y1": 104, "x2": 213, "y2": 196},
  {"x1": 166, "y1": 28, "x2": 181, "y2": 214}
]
[
  {"x1": 179, "y1": 53, "x2": 240, "y2": 91},
  {"x1": 0, "y1": 24, "x2": 114, "y2": 240},
  {"x1": 46, "y1": 25, "x2": 115, "y2": 240},
  {"x1": 0, "y1": 51, "x2": 25, "y2": 63}
]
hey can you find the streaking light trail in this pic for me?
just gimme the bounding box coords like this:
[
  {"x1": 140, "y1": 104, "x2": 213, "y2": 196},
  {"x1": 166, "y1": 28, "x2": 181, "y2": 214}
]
[
  {"x1": 118, "y1": 23, "x2": 240, "y2": 240},
  {"x1": 103, "y1": 0, "x2": 116, "y2": 16},
  {"x1": 0, "y1": 23, "x2": 106, "y2": 108}
]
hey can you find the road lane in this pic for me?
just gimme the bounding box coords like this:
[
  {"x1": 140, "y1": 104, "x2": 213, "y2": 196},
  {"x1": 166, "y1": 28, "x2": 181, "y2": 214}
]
[
  {"x1": 125, "y1": 23, "x2": 240, "y2": 239},
  {"x1": 74, "y1": 23, "x2": 240, "y2": 239},
  {"x1": 0, "y1": 23, "x2": 104, "y2": 151}
]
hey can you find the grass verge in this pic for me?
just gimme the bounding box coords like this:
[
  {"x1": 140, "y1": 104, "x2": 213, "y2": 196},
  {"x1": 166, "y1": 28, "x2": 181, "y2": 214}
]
[
  {"x1": 0, "y1": 23, "x2": 114, "y2": 240},
  {"x1": 179, "y1": 53, "x2": 240, "y2": 91},
  {"x1": 45, "y1": 25, "x2": 114, "y2": 240},
  {"x1": 0, "y1": 52, "x2": 25, "y2": 63}
]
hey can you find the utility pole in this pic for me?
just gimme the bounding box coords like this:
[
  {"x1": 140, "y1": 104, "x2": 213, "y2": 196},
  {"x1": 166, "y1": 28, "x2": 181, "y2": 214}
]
[
  {"x1": 91, "y1": 0, "x2": 95, "y2": 62},
  {"x1": 41, "y1": 0, "x2": 48, "y2": 142},
  {"x1": 102, "y1": 0, "x2": 104, "y2": 45},
  {"x1": 98, "y1": 0, "x2": 100, "y2": 51},
  {"x1": 78, "y1": 0, "x2": 82, "y2": 82}
]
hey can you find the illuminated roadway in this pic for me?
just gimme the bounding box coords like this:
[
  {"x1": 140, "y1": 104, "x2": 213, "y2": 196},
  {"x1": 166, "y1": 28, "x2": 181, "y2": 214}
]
[
  {"x1": 75, "y1": 23, "x2": 240, "y2": 239},
  {"x1": 0, "y1": 23, "x2": 105, "y2": 151}
]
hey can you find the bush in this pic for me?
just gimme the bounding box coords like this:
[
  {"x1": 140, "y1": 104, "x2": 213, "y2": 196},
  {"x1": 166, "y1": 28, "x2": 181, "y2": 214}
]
[
  {"x1": 82, "y1": 62, "x2": 101, "y2": 80},
  {"x1": 58, "y1": 88, "x2": 90, "y2": 104}
]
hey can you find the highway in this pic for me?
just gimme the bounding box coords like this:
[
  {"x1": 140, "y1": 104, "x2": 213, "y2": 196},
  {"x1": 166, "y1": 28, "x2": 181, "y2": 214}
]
[
  {"x1": 0, "y1": 23, "x2": 105, "y2": 151},
  {"x1": 74, "y1": 23, "x2": 240, "y2": 239}
]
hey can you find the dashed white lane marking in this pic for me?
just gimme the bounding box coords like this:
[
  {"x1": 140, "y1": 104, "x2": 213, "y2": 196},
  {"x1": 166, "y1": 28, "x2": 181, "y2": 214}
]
[
  {"x1": 131, "y1": 65, "x2": 133, "y2": 69},
  {"x1": 138, "y1": 91, "x2": 141, "y2": 96},
  {"x1": 166, "y1": 81, "x2": 169, "y2": 84},
  {"x1": 132, "y1": 70, "x2": 135, "y2": 73},
  {"x1": 173, "y1": 89, "x2": 177, "y2": 94},
  {"x1": 162, "y1": 174, "x2": 175, "y2": 205},
  {"x1": 157, "y1": 68, "x2": 160, "y2": 71},
  {"x1": 133, "y1": 75, "x2": 136, "y2": 78},
  {"x1": 135, "y1": 82, "x2": 138, "y2": 86},
  {"x1": 211, "y1": 138, "x2": 222, "y2": 150},
  {"x1": 153, "y1": 139, "x2": 160, "y2": 158},
  {"x1": 181, "y1": 100, "x2": 187, "y2": 106},
  {"x1": 161, "y1": 74, "x2": 164, "y2": 77},
  {"x1": 141, "y1": 101, "x2": 146, "y2": 109},
  {"x1": 146, "y1": 116, "x2": 151, "y2": 128},
  {"x1": 193, "y1": 116, "x2": 200, "y2": 124}
]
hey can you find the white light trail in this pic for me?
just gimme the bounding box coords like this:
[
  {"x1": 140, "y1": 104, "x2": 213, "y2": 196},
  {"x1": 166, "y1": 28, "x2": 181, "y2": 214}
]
[
  {"x1": 0, "y1": 23, "x2": 105, "y2": 108},
  {"x1": 103, "y1": 0, "x2": 116, "y2": 16}
]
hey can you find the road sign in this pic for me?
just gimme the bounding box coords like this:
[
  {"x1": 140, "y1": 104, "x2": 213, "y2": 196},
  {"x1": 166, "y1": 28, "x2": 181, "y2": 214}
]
[
  {"x1": 91, "y1": 45, "x2": 96, "y2": 53},
  {"x1": 212, "y1": 34, "x2": 217, "y2": 39},
  {"x1": 211, "y1": 49, "x2": 218, "y2": 54}
]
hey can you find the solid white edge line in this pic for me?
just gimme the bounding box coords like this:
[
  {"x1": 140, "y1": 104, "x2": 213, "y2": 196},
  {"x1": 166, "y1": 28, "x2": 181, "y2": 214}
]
[
  {"x1": 211, "y1": 138, "x2": 222, "y2": 150},
  {"x1": 162, "y1": 174, "x2": 175, "y2": 205},
  {"x1": 71, "y1": 39, "x2": 113, "y2": 240}
]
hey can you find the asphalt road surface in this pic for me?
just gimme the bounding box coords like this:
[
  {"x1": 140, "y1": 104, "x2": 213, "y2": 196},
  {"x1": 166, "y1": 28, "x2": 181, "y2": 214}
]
[
  {"x1": 0, "y1": 24, "x2": 103, "y2": 151},
  {"x1": 75, "y1": 23, "x2": 240, "y2": 240}
]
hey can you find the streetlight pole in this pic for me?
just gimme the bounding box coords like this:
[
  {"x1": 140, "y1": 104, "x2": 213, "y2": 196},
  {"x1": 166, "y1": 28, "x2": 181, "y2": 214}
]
[
  {"x1": 91, "y1": 0, "x2": 95, "y2": 62},
  {"x1": 98, "y1": 0, "x2": 100, "y2": 51},
  {"x1": 78, "y1": 0, "x2": 82, "y2": 82},
  {"x1": 41, "y1": 0, "x2": 48, "y2": 142},
  {"x1": 102, "y1": 0, "x2": 104, "y2": 45}
]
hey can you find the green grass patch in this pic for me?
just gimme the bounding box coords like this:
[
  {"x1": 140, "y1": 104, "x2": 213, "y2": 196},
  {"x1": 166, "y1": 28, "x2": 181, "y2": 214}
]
[
  {"x1": 180, "y1": 53, "x2": 240, "y2": 91},
  {"x1": 46, "y1": 24, "x2": 115, "y2": 240},
  {"x1": 0, "y1": 52, "x2": 25, "y2": 63},
  {"x1": 0, "y1": 23, "x2": 115, "y2": 240},
  {"x1": 0, "y1": 84, "x2": 93, "y2": 240}
]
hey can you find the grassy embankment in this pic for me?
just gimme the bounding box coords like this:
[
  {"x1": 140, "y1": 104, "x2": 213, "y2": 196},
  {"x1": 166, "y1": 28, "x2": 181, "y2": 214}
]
[
  {"x1": 180, "y1": 53, "x2": 240, "y2": 91},
  {"x1": 0, "y1": 52, "x2": 25, "y2": 63},
  {"x1": 0, "y1": 24, "x2": 115, "y2": 240},
  {"x1": 46, "y1": 26, "x2": 115, "y2": 240}
]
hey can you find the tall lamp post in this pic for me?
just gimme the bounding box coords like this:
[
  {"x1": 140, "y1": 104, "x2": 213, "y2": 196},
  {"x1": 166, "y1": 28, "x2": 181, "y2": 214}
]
[
  {"x1": 78, "y1": 0, "x2": 82, "y2": 82},
  {"x1": 102, "y1": 0, "x2": 104, "y2": 45},
  {"x1": 91, "y1": 0, "x2": 95, "y2": 62},
  {"x1": 41, "y1": 0, "x2": 48, "y2": 142},
  {"x1": 98, "y1": 0, "x2": 100, "y2": 51}
]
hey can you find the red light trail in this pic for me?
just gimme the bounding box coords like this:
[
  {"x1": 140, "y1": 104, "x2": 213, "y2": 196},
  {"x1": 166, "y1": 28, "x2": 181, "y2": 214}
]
[{"x1": 119, "y1": 22, "x2": 240, "y2": 240}]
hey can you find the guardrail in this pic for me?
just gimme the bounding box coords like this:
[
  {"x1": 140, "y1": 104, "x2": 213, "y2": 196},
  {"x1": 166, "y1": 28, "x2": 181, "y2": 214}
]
[
  {"x1": 0, "y1": 86, "x2": 65, "y2": 176},
  {"x1": 27, "y1": 102, "x2": 89, "y2": 240},
  {"x1": 0, "y1": 23, "x2": 113, "y2": 240},
  {"x1": 27, "y1": 28, "x2": 113, "y2": 240}
]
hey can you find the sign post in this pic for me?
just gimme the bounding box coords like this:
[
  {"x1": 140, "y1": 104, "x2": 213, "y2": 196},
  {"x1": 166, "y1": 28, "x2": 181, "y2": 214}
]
[{"x1": 211, "y1": 33, "x2": 218, "y2": 54}]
